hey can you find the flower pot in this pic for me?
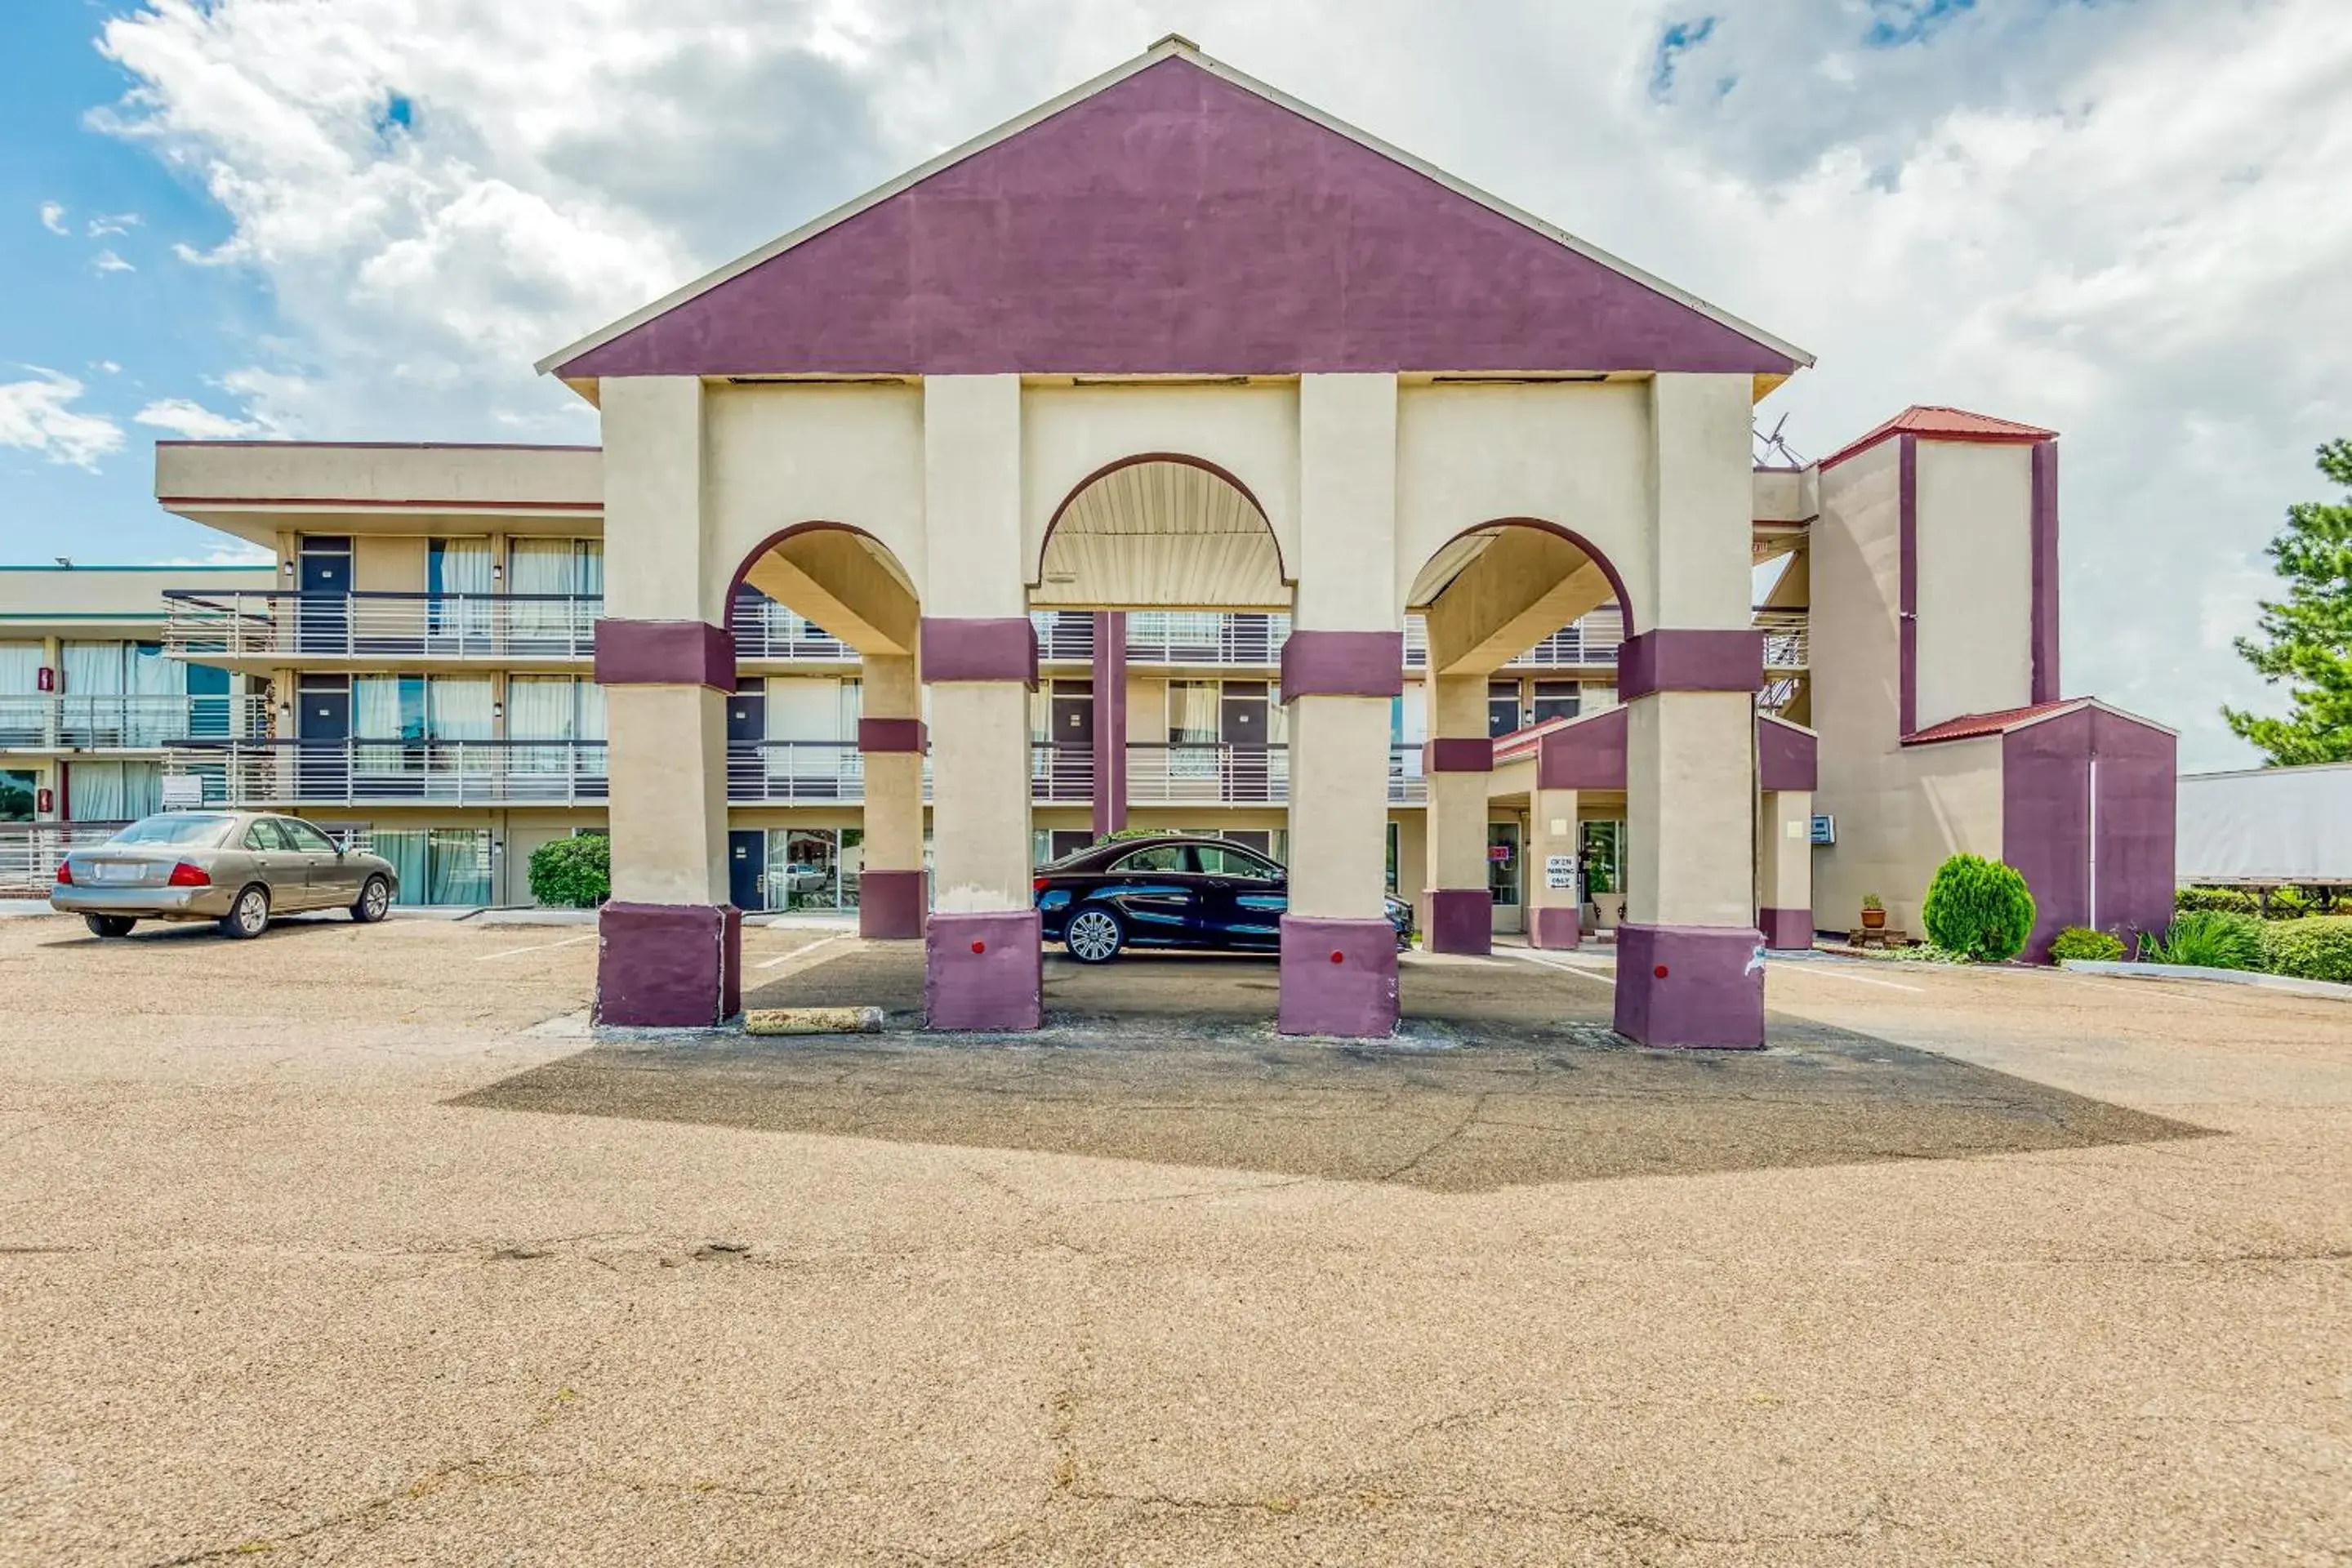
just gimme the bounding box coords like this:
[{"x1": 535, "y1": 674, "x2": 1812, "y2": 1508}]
[
  {"x1": 1591, "y1": 893, "x2": 1625, "y2": 930},
  {"x1": 1860, "y1": 907, "x2": 1886, "y2": 930}
]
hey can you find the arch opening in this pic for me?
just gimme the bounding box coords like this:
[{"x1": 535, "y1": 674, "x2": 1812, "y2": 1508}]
[{"x1": 1034, "y1": 455, "x2": 1285, "y2": 609}]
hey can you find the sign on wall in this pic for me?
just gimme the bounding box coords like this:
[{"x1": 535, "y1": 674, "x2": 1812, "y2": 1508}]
[
  {"x1": 1544, "y1": 854, "x2": 1577, "y2": 891},
  {"x1": 1811, "y1": 813, "x2": 1836, "y2": 845},
  {"x1": 159, "y1": 775, "x2": 205, "y2": 812}
]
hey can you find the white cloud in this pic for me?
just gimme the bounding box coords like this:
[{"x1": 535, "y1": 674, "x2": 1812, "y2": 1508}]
[
  {"x1": 0, "y1": 370, "x2": 126, "y2": 470},
  {"x1": 91, "y1": 249, "x2": 136, "y2": 274},
  {"x1": 82, "y1": 0, "x2": 2352, "y2": 766},
  {"x1": 85, "y1": 212, "x2": 142, "y2": 237},
  {"x1": 132, "y1": 397, "x2": 262, "y2": 439},
  {"x1": 38, "y1": 201, "x2": 68, "y2": 235}
]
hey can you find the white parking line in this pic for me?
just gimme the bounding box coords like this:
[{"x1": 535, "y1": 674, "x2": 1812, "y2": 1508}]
[
  {"x1": 473, "y1": 933, "x2": 597, "y2": 961},
  {"x1": 756, "y1": 933, "x2": 853, "y2": 969},
  {"x1": 1779, "y1": 964, "x2": 1922, "y2": 992},
  {"x1": 1506, "y1": 950, "x2": 1618, "y2": 987}
]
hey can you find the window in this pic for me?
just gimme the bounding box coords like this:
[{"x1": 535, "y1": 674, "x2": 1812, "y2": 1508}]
[
  {"x1": 243, "y1": 820, "x2": 289, "y2": 852},
  {"x1": 279, "y1": 818, "x2": 336, "y2": 854},
  {"x1": 1487, "y1": 679, "x2": 1523, "y2": 738},
  {"x1": 372, "y1": 827, "x2": 491, "y2": 906},
  {"x1": 1488, "y1": 822, "x2": 1522, "y2": 907},
  {"x1": 111, "y1": 813, "x2": 230, "y2": 848},
  {"x1": 0, "y1": 769, "x2": 33, "y2": 822},
  {"x1": 1196, "y1": 844, "x2": 1277, "y2": 880},
  {"x1": 1531, "y1": 680, "x2": 1581, "y2": 725},
  {"x1": 1111, "y1": 844, "x2": 1190, "y2": 874}
]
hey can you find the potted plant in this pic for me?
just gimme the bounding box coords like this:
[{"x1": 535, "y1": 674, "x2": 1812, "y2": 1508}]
[
  {"x1": 1859, "y1": 893, "x2": 1886, "y2": 931},
  {"x1": 1586, "y1": 861, "x2": 1624, "y2": 930}
]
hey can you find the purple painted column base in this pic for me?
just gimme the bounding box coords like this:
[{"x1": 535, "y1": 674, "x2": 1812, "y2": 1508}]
[
  {"x1": 1278, "y1": 915, "x2": 1399, "y2": 1037},
  {"x1": 1759, "y1": 906, "x2": 1814, "y2": 951},
  {"x1": 1425, "y1": 888, "x2": 1491, "y2": 956},
  {"x1": 925, "y1": 909, "x2": 1043, "y2": 1031},
  {"x1": 1530, "y1": 906, "x2": 1581, "y2": 950},
  {"x1": 859, "y1": 870, "x2": 929, "y2": 941},
  {"x1": 596, "y1": 901, "x2": 742, "y2": 1027},
  {"x1": 1611, "y1": 922, "x2": 1764, "y2": 1050}
]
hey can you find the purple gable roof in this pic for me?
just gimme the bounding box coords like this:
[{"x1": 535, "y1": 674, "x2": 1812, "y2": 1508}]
[{"x1": 558, "y1": 57, "x2": 1799, "y2": 381}]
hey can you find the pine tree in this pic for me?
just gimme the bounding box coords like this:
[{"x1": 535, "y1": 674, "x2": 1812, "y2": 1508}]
[{"x1": 2222, "y1": 439, "x2": 2352, "y2": 765}]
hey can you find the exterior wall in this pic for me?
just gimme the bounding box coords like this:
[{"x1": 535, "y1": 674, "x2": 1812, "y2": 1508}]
[
  {"x1": 703, "y1": 381, "x2": 926, "y2": 609},
  {"x1": 1914, "y1": 441, "x2": 2033, "y2": 732},
  {"x1": 352, "y1": 536, "x2": 429, "y2": 595},
  {"x1": 2002, "y1": 706, "x2": 2177, "y2": 956},
  {"x1": 1815, "y1": 733, "x2": 2006, "y2": 938},
  {"x1": 1393, "y1": 381, "x2": 1654, "y2": 622}
]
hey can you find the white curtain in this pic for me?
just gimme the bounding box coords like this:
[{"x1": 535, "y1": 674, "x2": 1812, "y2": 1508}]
[
  {"x1": 576, "y1": 541, "x2": 603, "y2": 597},
  {"x1": 508, "y1": 539, "x2": 574, "y2": 643},
  {"x1": 63, "y1": 642, "x2": 125, "y2": 693},
  {"x1": 577, "y1": 680, "x2": 606, "y2": 741},
  {"x1": 0, "y1": 644, "x2": 39, "y2": 746},
  {"x1": 354, "y1": 676, "x2": 405, "y2": 738},
  {"x1": 432, "y1": 539, "x2": 494, "y2": 645},
  {"x1": 428, "y1": 678, "x2": 494, "y2": 739},
  {"x1": 63, "y1": 643, "x2": 126, "y2": 745},
  {"x1": 127, "y1": 644, "x2": 185, "y2": 746},
  {"x1": 0, "y1": 644, "x2": 40, "y2": 693},
  {"x1": 1167, "y1": 681, "x2": 1217, "y2": 783},
  {"x1": 68, "y1": 761, "x2": 156, "y2": 820},
  {"x1": 505, "y1": 675, "x2": 575, "y2": 740}
]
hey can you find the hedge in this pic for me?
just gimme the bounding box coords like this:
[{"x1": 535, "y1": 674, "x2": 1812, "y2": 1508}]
[
  {"x1": 2262, "y1": 916, "x2": 2352, "y2": 985},
  {"x1": 528, "y1": 832, "x2": 611, "y2": 908},
  {"x1": 2049, "y1": 926, "x2": 2125, "y2": 963}
]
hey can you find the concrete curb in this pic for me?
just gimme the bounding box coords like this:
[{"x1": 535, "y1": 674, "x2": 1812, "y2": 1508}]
[{"x1": 2060, "y1": 958, "x2": 2352, "y2": 1000}]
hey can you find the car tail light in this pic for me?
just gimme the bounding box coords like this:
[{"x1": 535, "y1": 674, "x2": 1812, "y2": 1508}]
[
  {"x1": 167, "y1": 862, "x2": 212, "y2": 888},
  {"x1": 1034, "y1": 876, "x2": 1049, "y2": 893},
  {"x1": 53, "y1": 860, "x2": 72, "y2": 885}
]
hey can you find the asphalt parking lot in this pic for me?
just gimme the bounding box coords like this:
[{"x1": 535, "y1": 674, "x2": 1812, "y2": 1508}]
[{"x1": 1, "y1": 912, "x2": 2345, "y2": 1564}]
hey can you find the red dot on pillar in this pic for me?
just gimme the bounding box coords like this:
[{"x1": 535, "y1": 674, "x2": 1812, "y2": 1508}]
[
  {"x1": 1330, "y1": 951, "x2": 1344, "y2": 964},
  {"x1": 971, "y1": 941, "x2": 986, "y2": 955},
  {"x1": 1654, "y1": 964, "x2": 1669, "y2": 980}
]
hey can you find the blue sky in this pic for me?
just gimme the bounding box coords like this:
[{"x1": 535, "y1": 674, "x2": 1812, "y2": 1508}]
[{"x1": 2, "y1": 0, "x2": 2349, "y2": 768}]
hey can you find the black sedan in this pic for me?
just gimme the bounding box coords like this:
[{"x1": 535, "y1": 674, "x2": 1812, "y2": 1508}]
[{"x1": 1034, "y1": 835, "x2": 1414, "y2": 964}]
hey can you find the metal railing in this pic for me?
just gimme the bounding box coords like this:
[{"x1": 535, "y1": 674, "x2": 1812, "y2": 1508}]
[
  {"x1": 0, "y1": 694, "x2": 263, "y2": 751},
  {"x1": 728, "y1": 600, "x2": 862, "y2": 662},
  {"x1": 0, "y1": 822, "x2": 131, "y2": 894},
  {"x1": 1032, "y1": 612, "x2": 1097, "y2": 663},
  {"x1": 727, "y1": 741, "x2": 866, "y2": 803},
  {"x1": 1126, "y1": 743, "x2": 1288, "y2": 806},
  {"x1": 1031, "y1": 742, "x2": 1094, "y2": 804},
  {"x1": 1388, "y1": 744, "x2": 1427, "y2": 804},
  {"x1": 167, "y1": 740, "x2": 611, "y2": 807},
  {"x1": 1755, "y1": 610, "x2": 1809, "y2": 670},
  {"x1": 163, "y1": 590, "x2": 604, "y2": 662},
  {"x1": 1125, "y1": 612, "x2": 1289, "y2": 666}
]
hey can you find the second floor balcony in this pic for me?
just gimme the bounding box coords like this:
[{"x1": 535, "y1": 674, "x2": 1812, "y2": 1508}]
[
  {"x1": 0, "y1": 693, "x2": 260, "y2": 751},
  {"x1": 164, "y1": 590, "x2": 602, "y2": 668}
]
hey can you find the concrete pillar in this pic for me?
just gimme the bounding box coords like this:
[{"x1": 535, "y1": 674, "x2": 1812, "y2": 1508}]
[
  {"x1": 1090, "y1": 611, "x2": 1127, "y2": 840},
  {"x1": 1419, "y1": 672, "x2": 1490, "y2": 954},
  {"x1": 1528, "y1": 786, "x2": 1581, "y2": 949},
  {"x1": 1615, "y1": 373, "x2": 1766, "y2": 1049},
  {"x1": 1758, "y1": 788, "x2": 1814, "y2": 951},
  {"x1": 592, "y1": 376, "x2": 741, "y2": 1027},
  {"x1": 858, "y1": 653, "x2": 926, "y2": 939},
  {"x1": 920, "y1": 375, "x2": 1040, "y2": 1030},
  {"x1": 1279, "y1": 374, "x2": 1402, "y2": 1036}
]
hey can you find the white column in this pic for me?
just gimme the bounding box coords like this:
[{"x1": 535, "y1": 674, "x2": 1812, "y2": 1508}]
[
  {"x1": 1758, "y1": 788, "x2": 1814, "y2": 950},
  {"x1": 1419, "y1": 671, "x2": 1491, "y2": 953},
  {"x1": 1529, "y1": 785, "x2": 1581, "y2": 948}
]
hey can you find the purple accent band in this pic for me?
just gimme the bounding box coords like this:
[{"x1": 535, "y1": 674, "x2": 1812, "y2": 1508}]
[
  {"x1": 1530, "y1": 906, "x2": 1581, "y2": 951},
  {"x1": 596, "y1": 902, "x2": 742, "y2": 1027},
  {"x1": 925, "y1": 910, "x2": 1043, "y2": 1030},
  {"x1": 1611, "y1": 923, "x2": 1764, "y2": 1049},
  {"x1": 858, "y1": 717, "x2": 926, "y2": 754},
  {"x1": 1616, "y1": 630, "x2": 1764, "y2": 700},
  {"x1": 1758, "y1": 721, "x2": 1818, "y2": 793},
  {"x1": 1092, "y1": 610, "x2": 1127, "y2": 839},
  {"x1": 559, "y1": 59, "x2": 1797, "y2": 381},
  {"x1": 1279, "y1": 630, "x2": 1405, "y2": 699},
  {"x1": 1759, "y1": 906, "x2": 1814, "y2": 951},
  {"x1": 1899, "y1": 433, "x2": 1919, "y2": 737},
  {"x1": 1535, "y1": 707, "x2": 1628, "y2": 791},
  {"x1": 858, "y1": 870, "x2": 928, "y2": 940},
  {"x1": 594, "y1": 619, "x2": 736, "y2": 693},
  {"x1": 2002, "y1": 705, "x2": 2175, "y2": 961},
  {"x1": 2031, "y1": 439, "x2": 2060, "y2": 706},
  {"x1": 1423, "y1": 737, "x2": 1494, "y2": 774},
  {"x1": 1277, "y1": 916, "x2": 1400, "y2": 1037},
  {"x1": 1426, "y1": 888, "x2": 1491, "y2": 956},
  {"x1": 920, "y1": 617, "x2": 1040, "y2": 688}
]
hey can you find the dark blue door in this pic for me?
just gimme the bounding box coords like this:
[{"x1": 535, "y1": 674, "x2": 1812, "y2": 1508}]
[
  {"x1": 298, "y1": 541, "x2": 350, "y2": 654},
  {"x1": 728, "y1": 829, "x2": 766, "y2": 911}
]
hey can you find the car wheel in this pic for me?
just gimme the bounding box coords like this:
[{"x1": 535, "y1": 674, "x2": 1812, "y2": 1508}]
[
  {"x1": 219, "y1": 884, "x2": 270, "y2": 941},
  {"x1": 84, "y1": 915, "x2": 135, "y2": 939},
  {"x1": 350, "y1": 875, "x2": 391, "y2": 924},
  {"x1": 1063, "y1": 907, "x2": 1125, "y2": 964}
]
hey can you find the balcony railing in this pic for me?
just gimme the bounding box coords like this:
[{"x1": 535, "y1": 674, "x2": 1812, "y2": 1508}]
[
  {"x1": 1032, "y1": 612, "x2": 1097, "y2": 663},
  {"x1": 727, "y1": 741, "x2": 866, "y2": 803},
  {"x1": 1032, "y1": 742, "x2": 1094, "y2": 803},
  {"x1": 163, "y1": 590, "x2": 603, "y2": 662},
  {"x1": 169, "y1": 740, "x2": 611, "y2": 807},
  {"x1": 0, "y1": 694, "x2": 263, "y2": 751},
  {"x1": 729, "y1": 601, "x2": 862, "y2": 662},
  {"x1": 1755, "y1": 610, "x2": 1809, "y2": 670},
  {"x1": 1126, "y1": 742, "x2": 1286, "y2": 806},
  {"x1": 1402, "y1": 609, "x2": 1622, "y2": 670},
  {"x1": 1125, "y1": 612, "x2": 1289, "y2": 666},
  {"x1": 0, "y1": 822, "x2": 131, "y2": 894}
]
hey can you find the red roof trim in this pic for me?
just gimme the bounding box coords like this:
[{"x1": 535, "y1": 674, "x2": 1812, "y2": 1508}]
[
  {"x1": 1819, "y1": 405, "x2": 2057, "y2": 472},
  {"x1": 1901, "y1": 699, "x2": 2083, "y2": 746}
]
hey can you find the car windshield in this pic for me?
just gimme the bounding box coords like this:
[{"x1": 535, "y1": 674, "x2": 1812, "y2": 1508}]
[{"x1": 108, "y1": 813, "x2": 234, "y2": 849}]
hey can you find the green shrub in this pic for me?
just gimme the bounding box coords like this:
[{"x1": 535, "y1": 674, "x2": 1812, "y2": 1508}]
[
  {"x1": 2138, "y1": 911, "x2": 2266, "y2": 970},
  {"x1": 1920, "y1": 853, "x2": 2038, "y2": 962},
  {"x1": 528, "y1": 832, "x2": 610, "y2": 908},
  {"x1": 2262, "y1": 915, "x2": 2352, "y2": 984},
  {"x1": 2175, "y1": 885, "x2": 2258, "y2": 915},
  {"x1": 2050, "y1": 926, "x2": 2126, "y2": 963},
  {"x1": 2265, "y1": 884, "x2": 2312, "y2": 919}
]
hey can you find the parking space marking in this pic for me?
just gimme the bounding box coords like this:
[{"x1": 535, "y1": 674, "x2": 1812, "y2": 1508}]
[
  {"x1": 474, "y1": 933, "x2": 598, "y2": 961},
  {"x1": 756, "y1": 933, "x2": 853, "y2": 969},
  {"x1": 1779, "y1": 964, "x2": 1922, "y2": 992},
  {"x1": 1507, "y1": 950, "x2": 1618, "y2": 987}
]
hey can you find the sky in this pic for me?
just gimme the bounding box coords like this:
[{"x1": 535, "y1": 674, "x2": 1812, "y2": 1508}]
[{"x1": 2, "y1": 0, "x2": 2349, "y2": 769}]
